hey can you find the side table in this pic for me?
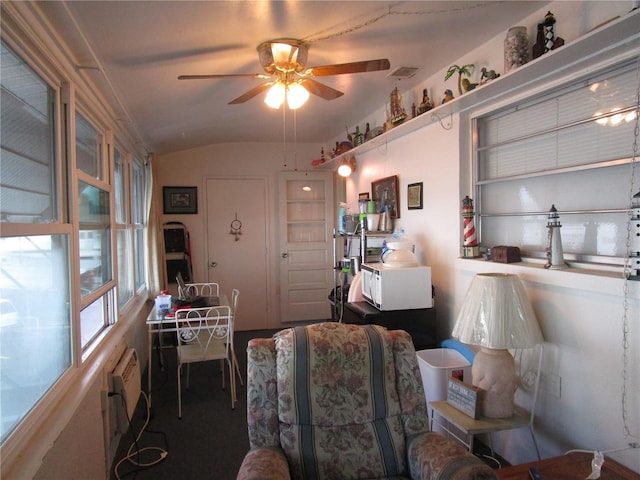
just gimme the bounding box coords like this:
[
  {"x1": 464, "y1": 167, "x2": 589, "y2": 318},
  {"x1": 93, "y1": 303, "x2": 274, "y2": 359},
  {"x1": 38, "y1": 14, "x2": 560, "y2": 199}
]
[
  {"x1": 429, "y1": 400, "x2": 539, "y2": 460},
  {"x1": 496, "y1": 451, "x2": 640, "y2": 479}
]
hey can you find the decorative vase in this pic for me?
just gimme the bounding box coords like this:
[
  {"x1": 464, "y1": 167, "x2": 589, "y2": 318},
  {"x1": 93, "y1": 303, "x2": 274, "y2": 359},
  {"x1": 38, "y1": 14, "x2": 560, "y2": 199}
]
[{"x1": 504, "y1": 26, "x2": 530, "y2": 73}]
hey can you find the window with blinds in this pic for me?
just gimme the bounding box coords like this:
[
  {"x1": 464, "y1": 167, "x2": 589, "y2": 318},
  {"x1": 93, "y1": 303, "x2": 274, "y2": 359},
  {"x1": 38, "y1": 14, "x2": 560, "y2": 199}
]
[{"x1": 474, "y1": 60, "x2": 639, "y2": 266}]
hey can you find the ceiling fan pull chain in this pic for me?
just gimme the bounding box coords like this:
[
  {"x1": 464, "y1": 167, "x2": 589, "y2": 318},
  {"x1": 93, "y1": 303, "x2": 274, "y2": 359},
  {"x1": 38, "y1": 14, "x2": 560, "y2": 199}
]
[{"x1": 282, "y1": 102, "x2": 287, "y2": 167}]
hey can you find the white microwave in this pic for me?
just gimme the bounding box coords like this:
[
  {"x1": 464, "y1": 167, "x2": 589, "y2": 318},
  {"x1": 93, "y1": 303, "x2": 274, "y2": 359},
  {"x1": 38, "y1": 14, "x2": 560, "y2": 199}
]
[{"x1": 360, "y1": 263, "x2": 432, "y2": 311}]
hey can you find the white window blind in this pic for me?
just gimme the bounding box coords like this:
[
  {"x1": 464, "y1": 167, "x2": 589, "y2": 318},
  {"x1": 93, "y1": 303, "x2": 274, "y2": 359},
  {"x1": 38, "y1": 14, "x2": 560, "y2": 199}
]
[{"x1": 475, "y1": 60, "x2": 639, "y2": 265}]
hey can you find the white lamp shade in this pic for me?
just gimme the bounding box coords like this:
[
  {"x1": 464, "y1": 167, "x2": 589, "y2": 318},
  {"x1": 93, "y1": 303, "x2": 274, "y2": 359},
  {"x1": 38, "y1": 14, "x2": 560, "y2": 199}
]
[
  {"x1": 264, "y1": 82, "x2": 285, "y2": 109},
  {"x1": 452, "y1": 273, "x2": 543, "y2": 349},
  {"x1": 287, "y1": 83, "x2": 310, "y2": 109}
]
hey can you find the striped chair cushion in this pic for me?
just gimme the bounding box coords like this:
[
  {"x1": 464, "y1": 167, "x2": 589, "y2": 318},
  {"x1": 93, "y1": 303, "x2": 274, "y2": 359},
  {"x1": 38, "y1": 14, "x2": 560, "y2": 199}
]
[{"x1": 274, "y1": 323, "x2": 407, "y2": 480}]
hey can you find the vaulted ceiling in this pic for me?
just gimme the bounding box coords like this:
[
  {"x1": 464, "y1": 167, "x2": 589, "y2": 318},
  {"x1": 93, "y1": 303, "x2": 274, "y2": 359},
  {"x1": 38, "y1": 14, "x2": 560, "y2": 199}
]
[{"x1": 36, "y1": 1, "x2": 550, "y2": 155}]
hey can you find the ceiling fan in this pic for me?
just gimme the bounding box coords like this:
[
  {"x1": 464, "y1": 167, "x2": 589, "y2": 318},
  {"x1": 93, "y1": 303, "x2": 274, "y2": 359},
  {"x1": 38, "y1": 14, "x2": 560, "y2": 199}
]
[{"x1": 178, "y1": 38, "x2": 390, "y2": 108}]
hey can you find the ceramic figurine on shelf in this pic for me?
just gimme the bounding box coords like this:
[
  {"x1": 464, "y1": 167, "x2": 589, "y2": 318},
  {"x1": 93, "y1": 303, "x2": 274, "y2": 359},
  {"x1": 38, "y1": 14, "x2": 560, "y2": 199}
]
[
  {"x1": 543, "y1": 11, "x2": 565, "y2": 53},
  {"x1": 545, "y1": 204, "x2": 568, "y2": 269},
  {"x1": 461, "y1": 78, "x2": 478, "y2": 92},
  {"x1": 532, "y1": 23, "x2": 545, "y2": 59},
  {"x1": 543, "y1": 11, "x2": 556, "y2": 52},
  {"x1": 461, "y1": 196, "x2": 480, "y2": 258},
  {"x1": 388, "y1": 87, "x2": 407, "y2": 126},
  {"x1": 480, "y1": 67, "x2": 500, "y2": 84},
  {"x1": 418, "y1": 88, "x2": 433, "y2": 115},
  {"x1": 445, "y1": 63, "x2": 474, "y2": 96},
  {"x1": 442, "y1": 89, "x2": 455, "y2": 104}
]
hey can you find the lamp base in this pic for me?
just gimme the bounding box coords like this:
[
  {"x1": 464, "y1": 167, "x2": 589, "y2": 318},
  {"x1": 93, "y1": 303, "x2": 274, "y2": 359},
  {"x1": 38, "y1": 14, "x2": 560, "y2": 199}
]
[{"x1": 472, "y1": 348, "x2": 517, "y2": 418}]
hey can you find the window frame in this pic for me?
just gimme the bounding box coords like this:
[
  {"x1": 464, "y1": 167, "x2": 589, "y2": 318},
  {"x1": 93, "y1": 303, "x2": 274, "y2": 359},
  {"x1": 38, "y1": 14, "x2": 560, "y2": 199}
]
[
  {"x1": 0, "y1": 15, "x2": 150, "y2": 468},
  {"x1": 471, "y1": 58, "x2": 639, "y2": 271}
]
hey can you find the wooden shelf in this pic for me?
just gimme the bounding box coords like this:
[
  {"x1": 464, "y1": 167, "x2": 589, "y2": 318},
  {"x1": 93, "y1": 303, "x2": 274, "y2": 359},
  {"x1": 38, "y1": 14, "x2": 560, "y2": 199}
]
[{"x1": 315, "y1": 10, "x2": 640, "y2": 170}]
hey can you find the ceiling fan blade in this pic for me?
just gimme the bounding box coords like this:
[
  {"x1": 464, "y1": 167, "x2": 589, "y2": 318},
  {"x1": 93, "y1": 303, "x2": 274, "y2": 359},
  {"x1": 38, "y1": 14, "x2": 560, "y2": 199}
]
[
  {"x1": 228, "y1": 83, "x2": 273, "y2": 104},
  {"x1": 178, "y1": 73, "x2": 270, "y2": 80},
  {"x1": 305, "y1": 59, "x2": 390, "y2": 77},
  {"x1": 299, "y1": 78, "x2": 343, "y2": 101}
]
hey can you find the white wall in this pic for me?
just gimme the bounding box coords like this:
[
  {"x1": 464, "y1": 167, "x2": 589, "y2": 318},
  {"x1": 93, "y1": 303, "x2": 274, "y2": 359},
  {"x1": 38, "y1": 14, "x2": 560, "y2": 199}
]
[{"x1": 341, "y1": 1, "x2": 640, "y2": 471}]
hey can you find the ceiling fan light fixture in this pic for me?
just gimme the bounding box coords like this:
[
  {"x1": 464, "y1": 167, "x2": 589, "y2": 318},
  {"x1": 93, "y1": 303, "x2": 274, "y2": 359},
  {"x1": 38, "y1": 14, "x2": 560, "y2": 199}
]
[
  {"x1": 287, "y1": 82, "x2": 310, "y2": 109},
  {"x1": 258, "y1": 38, "x2": 308, "y2": 74},
  {"x1": 264, "y1": 81, "x2": 286, "y2": 109}
]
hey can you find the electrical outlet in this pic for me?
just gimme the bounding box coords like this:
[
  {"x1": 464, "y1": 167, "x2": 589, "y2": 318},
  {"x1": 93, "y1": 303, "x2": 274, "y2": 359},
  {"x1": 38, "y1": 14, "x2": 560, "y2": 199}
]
[{"x1": 546, "y1": 373, "x2": 561, "y2": 398}]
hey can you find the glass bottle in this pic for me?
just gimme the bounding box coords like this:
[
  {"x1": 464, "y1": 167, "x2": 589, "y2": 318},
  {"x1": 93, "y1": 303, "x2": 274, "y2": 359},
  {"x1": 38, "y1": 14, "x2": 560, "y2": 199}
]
[{"x1": 353, "y1": 126, "x2": 364, "y2": 146}]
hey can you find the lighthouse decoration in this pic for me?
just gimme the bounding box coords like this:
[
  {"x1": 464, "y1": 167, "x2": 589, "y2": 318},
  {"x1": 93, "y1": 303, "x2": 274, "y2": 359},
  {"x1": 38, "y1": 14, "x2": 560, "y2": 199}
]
[
  {"x1": 629, "y1": 190, "x2": 640, "y2": 280},
  {"x1": 461, "y1": 196, "x2": 480, "y2": 258},
  {"x1": 545, "y1": 204, "x2": 568, "y2": 269},
  {"x1": 543, "y1": 11, "x2": 556, "y2": 53}
]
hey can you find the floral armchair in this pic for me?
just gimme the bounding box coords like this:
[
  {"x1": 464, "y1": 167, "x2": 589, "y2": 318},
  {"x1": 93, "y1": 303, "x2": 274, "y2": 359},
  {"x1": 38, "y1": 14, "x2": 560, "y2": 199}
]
[{"x1": 237, "y1": 322, "x2": 497, "y2": 480}]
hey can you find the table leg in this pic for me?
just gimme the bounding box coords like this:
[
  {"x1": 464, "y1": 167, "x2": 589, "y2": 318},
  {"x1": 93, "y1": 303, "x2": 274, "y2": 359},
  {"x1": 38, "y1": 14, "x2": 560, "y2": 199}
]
[{"x1": 148, "y1": 328, "x2": 153, "y2": 407}]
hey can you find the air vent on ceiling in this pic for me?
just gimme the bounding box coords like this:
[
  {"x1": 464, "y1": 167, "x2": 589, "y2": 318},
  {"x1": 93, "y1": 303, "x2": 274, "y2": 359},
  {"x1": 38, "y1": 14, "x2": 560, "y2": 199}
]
[{"x1": 387, "y1": 66, "x2": 419, "y2": 79}]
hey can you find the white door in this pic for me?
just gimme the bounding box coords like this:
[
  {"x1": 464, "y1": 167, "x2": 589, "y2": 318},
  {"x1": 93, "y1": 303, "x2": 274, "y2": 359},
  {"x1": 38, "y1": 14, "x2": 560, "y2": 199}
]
[
  {"x1": 206, "y1": 177, "x2": 268, "y2": 331},
  {"x1": 279, "y1": 171, "x2": 334, "y2": 323}
]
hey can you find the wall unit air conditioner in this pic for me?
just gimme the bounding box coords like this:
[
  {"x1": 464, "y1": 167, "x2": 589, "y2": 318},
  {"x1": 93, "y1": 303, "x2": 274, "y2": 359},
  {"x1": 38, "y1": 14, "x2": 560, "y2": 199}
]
[{"x1": 111, "y1": 347, "x2": 141, "y2": 430}]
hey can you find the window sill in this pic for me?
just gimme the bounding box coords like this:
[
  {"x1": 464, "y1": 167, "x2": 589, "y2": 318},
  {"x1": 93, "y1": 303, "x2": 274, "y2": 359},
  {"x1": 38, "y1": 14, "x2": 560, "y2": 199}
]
[{"x1": 456, "y1": 257, "x2": 639, "y2": 299}]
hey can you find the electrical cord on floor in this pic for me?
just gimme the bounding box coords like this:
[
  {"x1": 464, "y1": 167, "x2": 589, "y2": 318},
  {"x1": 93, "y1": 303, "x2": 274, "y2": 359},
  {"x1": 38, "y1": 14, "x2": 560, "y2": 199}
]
[{"x1": 113, "y1": 390, "x2": 169, "y2": 480}]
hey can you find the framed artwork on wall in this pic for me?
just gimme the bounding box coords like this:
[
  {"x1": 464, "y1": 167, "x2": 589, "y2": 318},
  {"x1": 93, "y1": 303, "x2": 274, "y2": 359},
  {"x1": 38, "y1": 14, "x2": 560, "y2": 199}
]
[
  {"x1": 163, "y1": 186, "x2": 198, "y2": 214},
  {"x1": 371, "y1": 175, "x2": 400, "y2": 219},
  {"x1": 407, "y1": 182, "x2": 423, "y2": 209}
]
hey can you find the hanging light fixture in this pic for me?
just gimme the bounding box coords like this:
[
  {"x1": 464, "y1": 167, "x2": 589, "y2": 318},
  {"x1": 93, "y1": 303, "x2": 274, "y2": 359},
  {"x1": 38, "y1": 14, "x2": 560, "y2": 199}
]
[{"x1": 337, "y1": 155, "x2": 357, "y2": 177}]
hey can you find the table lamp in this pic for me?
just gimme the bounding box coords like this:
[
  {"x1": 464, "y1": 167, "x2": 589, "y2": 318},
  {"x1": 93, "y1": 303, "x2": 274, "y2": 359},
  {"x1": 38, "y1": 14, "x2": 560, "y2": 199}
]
[{"x1": 452, "y1": 273, "x2": 543, "y2": 418}]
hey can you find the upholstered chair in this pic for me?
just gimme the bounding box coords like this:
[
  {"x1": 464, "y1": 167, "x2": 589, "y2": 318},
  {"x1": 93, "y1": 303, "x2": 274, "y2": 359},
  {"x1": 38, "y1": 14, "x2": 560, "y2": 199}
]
[{"x1": 237, "y1": 322, "x2": 497, "y2": 480}]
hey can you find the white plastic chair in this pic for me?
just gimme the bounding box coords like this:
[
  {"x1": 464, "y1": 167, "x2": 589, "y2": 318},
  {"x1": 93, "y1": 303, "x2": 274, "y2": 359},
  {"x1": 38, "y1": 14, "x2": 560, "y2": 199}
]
[{"x1": 174, "y1": 305, "x2": 235, "y2": 418}]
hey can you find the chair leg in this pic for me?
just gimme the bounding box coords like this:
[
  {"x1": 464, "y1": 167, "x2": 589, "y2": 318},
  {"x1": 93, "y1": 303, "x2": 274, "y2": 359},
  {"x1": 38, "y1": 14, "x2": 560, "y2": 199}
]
[
  {"x1": 232, "y1": 348, "x2": 244, "y2": 386},
  {"x1": 227, "y1": 358, "x2": 236, "y2": 409}
]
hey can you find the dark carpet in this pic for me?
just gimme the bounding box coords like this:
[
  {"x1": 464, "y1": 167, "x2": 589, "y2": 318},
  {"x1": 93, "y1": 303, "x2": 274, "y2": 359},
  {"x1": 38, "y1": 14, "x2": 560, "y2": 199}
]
[
  {"x1": 110, "y1": 327, "x2": 507, "y2": 479},
  {"x1": 110, "y1": 329, "x2": 281, "y2": 480}
]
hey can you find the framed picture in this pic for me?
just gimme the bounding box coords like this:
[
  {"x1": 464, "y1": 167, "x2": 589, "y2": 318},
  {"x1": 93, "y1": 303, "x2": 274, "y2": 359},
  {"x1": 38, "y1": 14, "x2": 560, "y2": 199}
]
[
  {"x1": 163, "y1": 186, "x2": 198, "y2": 214},
  {"x1": 358, "y1": 192, "x2": 370, "y2": 200},
  {"x1": 407, "y1": 182, "x2": 423, "y2": 209},
  {"x1": 371, "y1": 175, "x2": 400, "y2": 219}
]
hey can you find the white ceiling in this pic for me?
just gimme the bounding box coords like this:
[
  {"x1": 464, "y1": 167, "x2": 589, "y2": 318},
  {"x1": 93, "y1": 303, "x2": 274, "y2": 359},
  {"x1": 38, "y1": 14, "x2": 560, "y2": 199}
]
[{"x1": 36, "y1": 1, "x2": 550, "y2": 155}]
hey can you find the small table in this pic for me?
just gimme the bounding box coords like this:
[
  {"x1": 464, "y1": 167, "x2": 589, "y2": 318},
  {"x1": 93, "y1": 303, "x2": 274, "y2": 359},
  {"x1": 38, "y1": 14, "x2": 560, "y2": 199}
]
[
  {"x1": 146, "y1": 294, "x2": 228, "y2": 406},
  {"x1": 496, "y1": 452, "x2": 640, "y2": 479},
  {"x1": 429, "y1": 400, "x2": 537, "y2": 458}
]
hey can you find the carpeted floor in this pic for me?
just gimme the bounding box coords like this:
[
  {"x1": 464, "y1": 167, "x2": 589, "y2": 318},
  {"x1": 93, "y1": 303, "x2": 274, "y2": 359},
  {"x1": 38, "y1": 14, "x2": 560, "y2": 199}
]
[
  {"x1": 110, "y1": 327, "x2": 507, "y2": 479},
  {"x1": 110, "y1": 329, "x2": 280, "y2": 480}
]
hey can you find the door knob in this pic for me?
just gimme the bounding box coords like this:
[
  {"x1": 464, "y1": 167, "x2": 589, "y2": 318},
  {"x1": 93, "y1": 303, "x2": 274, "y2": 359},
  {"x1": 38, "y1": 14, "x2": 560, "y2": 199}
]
[
  {"x1": 209, "y1": 261, "x2": 218, "y2": 267},
  {"x1": 281, "y1": 253, "x2": 288, "y2": 258}
]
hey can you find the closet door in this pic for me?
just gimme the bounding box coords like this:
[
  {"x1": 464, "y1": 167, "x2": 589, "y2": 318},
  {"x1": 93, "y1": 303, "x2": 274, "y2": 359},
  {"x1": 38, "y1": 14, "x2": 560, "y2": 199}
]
[{"x1": 278, "y1": 171, "x2": 333, "y2": 323}]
